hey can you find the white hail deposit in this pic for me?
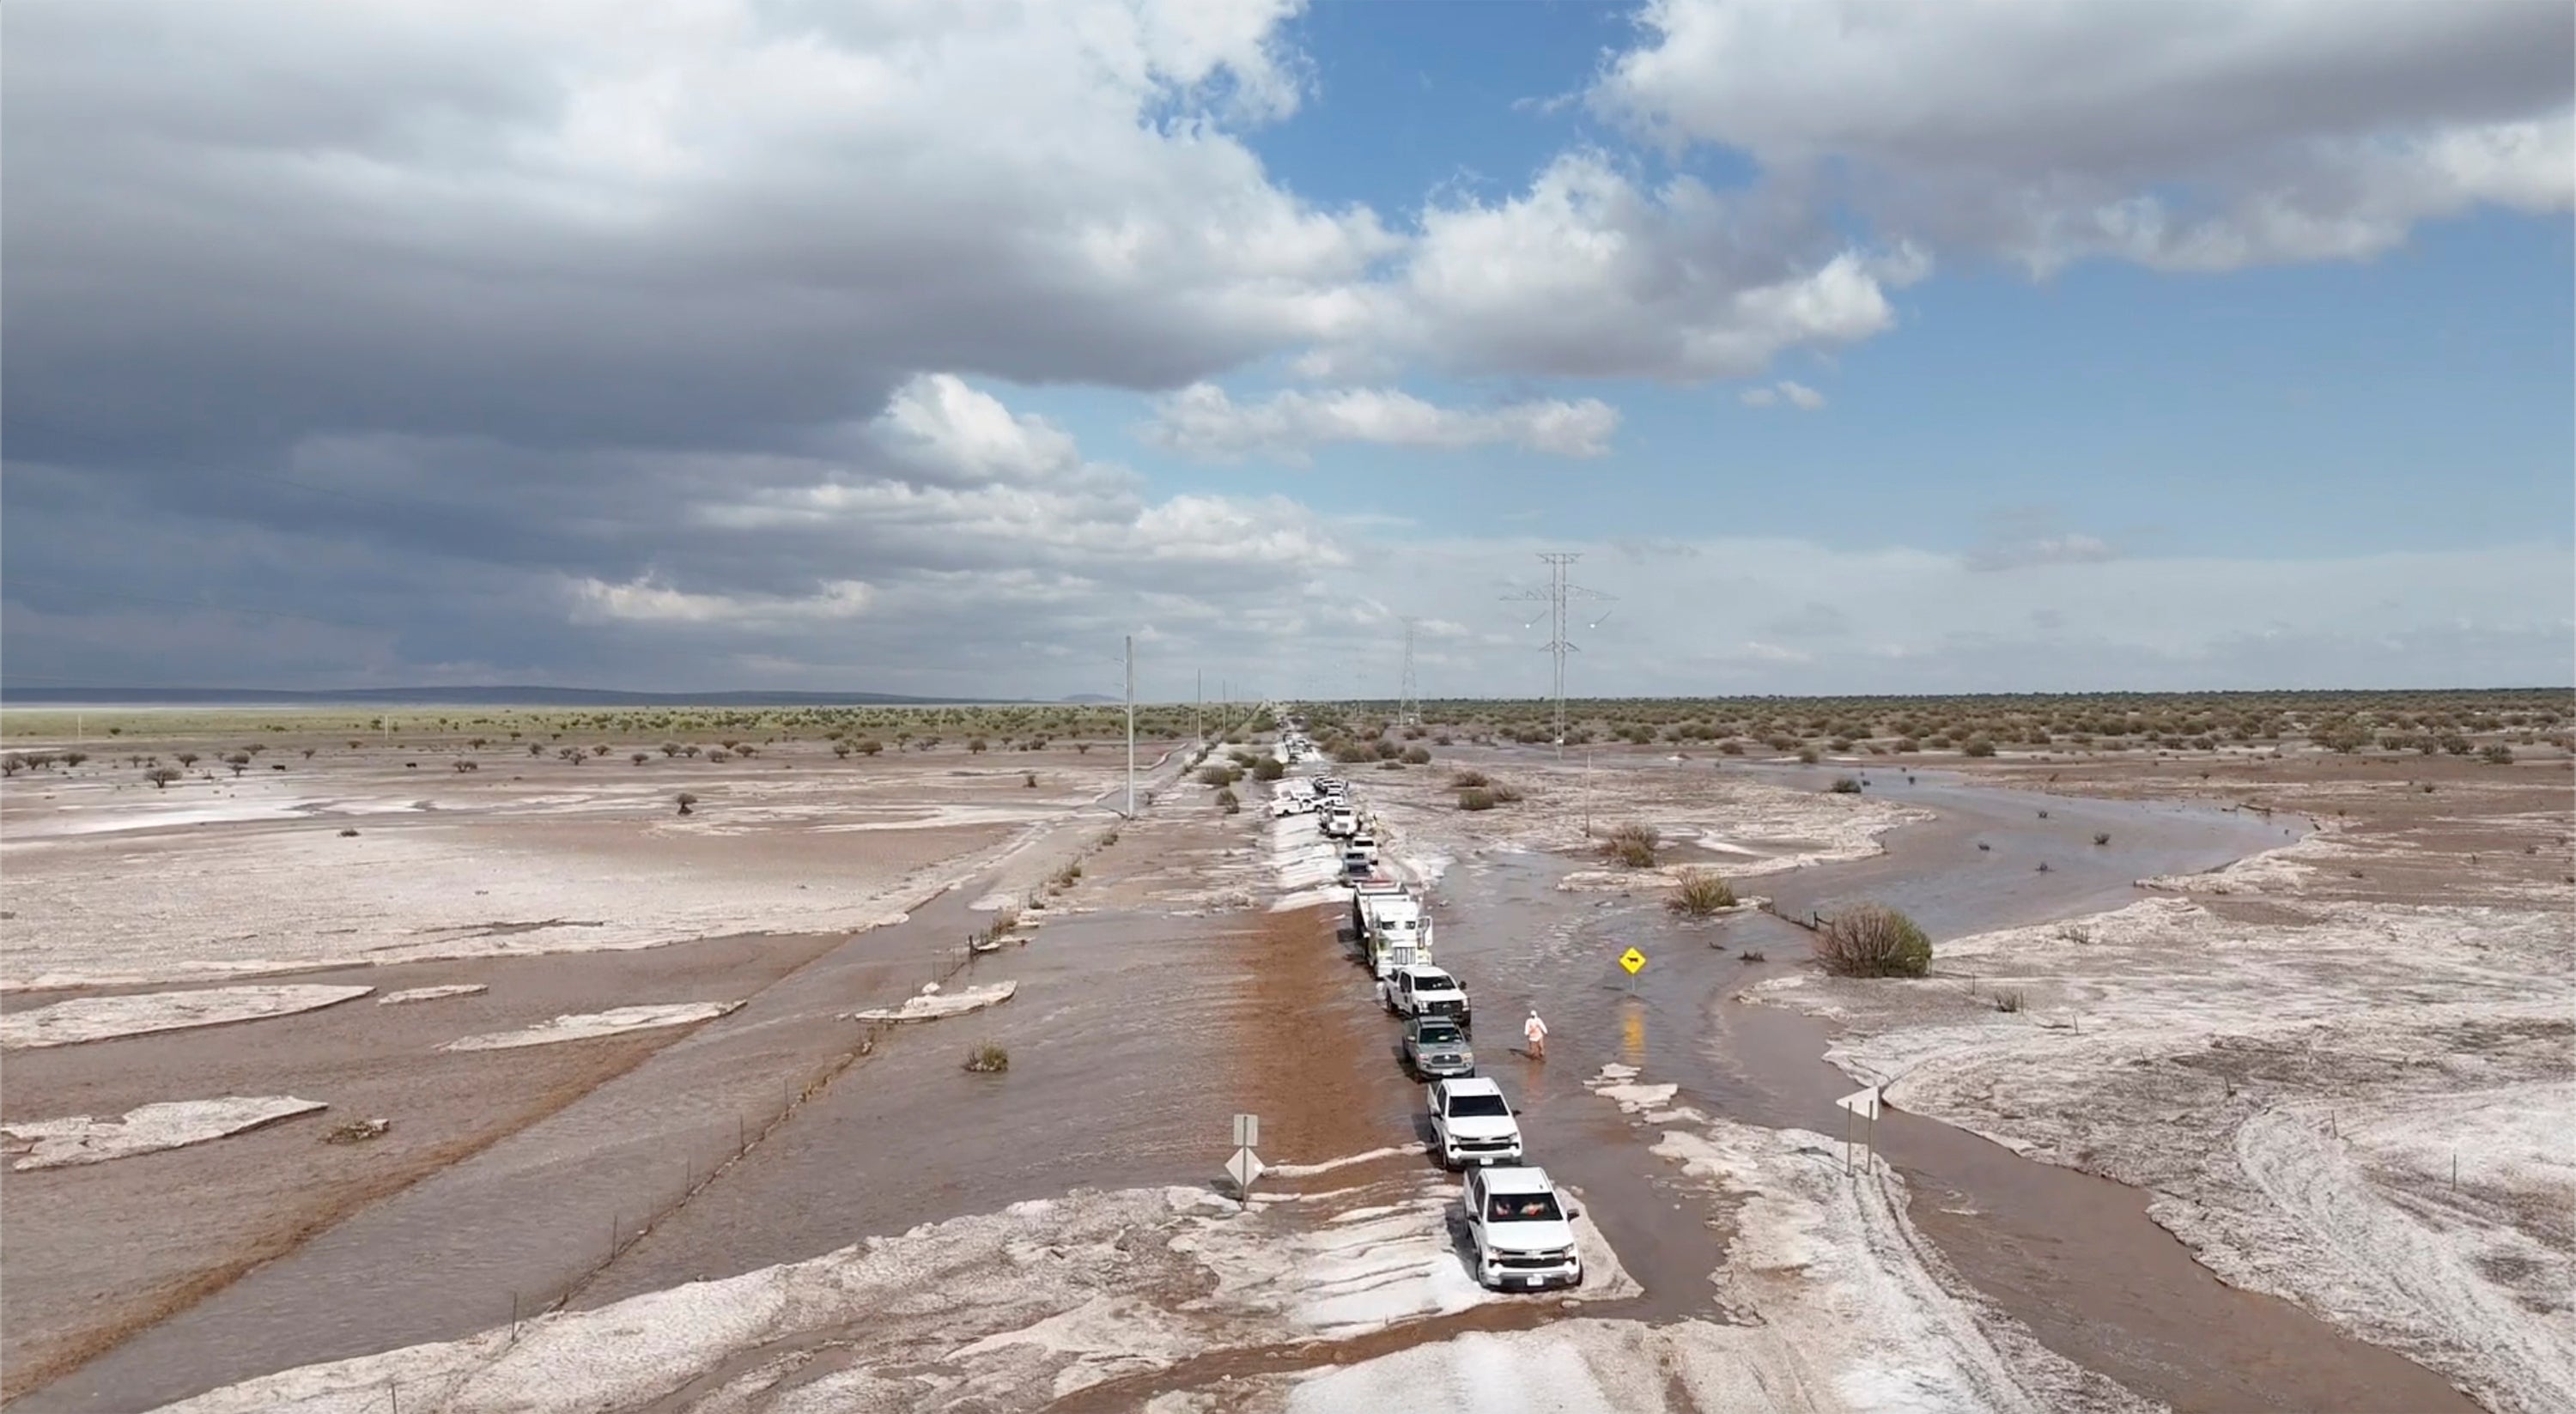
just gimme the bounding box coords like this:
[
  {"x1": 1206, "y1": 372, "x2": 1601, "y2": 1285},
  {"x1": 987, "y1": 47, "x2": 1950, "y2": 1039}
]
[
  {"x1": 440, "y1": 1002, "x2": 741, "y2": 1052},
  {"x1": 379, "y1": 984, "x2": 489, "y2": 1005},
  {"x1": 2, "y1": 1096, "x2": 327, "y2": 1170},
  {"x1": 0, "y1": 983, "x2": 374, "y2": 1049},
  {"x1": 161, "y1": 1168, "x2": 1631, "y2": 1413},
  {"x1": 847, "y1": 980, "x2": 1018, "y2": 1023},
  {"x1": 1750, "y1": 883, "x2": 2576, "y2": 1414}
]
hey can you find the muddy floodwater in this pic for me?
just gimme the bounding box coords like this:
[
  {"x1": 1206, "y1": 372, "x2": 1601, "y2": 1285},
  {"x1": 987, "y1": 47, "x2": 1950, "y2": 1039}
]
[
  {"x1": 1429, "y1": 767, "x2": 2476, "y2": 1414},
  {"x1": 15, "y1": 761, "x2": 2495, "y2": 1411}
]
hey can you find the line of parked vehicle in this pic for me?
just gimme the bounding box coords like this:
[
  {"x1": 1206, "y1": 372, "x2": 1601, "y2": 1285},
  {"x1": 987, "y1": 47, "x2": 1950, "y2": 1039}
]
[{"x1": 1270, "y1": 728, "x2": 1586, "y2": 1294}]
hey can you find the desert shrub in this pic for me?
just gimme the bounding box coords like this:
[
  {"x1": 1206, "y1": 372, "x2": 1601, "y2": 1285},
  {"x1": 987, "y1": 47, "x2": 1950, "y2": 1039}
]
[
  {"x1": 1452, "y1": 768, "x2": 1492, "y2": 787},
  {"x1": 1795, "y1": 747, "x2": 1820, "y2": 764},
  {"x1": 1458, "y1": 786, "x2": 1498, "y2": 811},
  {"x1": 176, "y1": 752, "x2": 199, "y2": 768},
  {"x1": 1601, "y1": 822, "x2": 1660, "y2": 868},
  {"x1": 1401, "y1": 746, "x2": 1431, "y2": 765},
  {"x1": 1491, "y1": 781, "x2": 1526, "y2": 804},
  {"x1": 1961, "y1": 737, "x2": 1996, "y2": 758},
  {"x1": 857, "y1": 738, "x2": 884, "y2": 756},
  {"x1": 1718, "y1": 739, "x2": 1745, "y2": 756},
  {"x1": 1023, "y1": 771, "x2": 1038, "y2": 787},
  {"x1": 63, "y1": 751, "x2": 87, "y2": 768},
  {"x1": 964, "y1": 1043, "x2": 1010, "y2": 1074},
  {"x1": 1814, "y1": 904, "x2": 1932, "y2": 978},
  {"x1": 1994, "y1": 989, "x2": 2026, "y2": 1014},
  {"x1": 969, "y1": 737, "x2": 988, "y2": 753},
  {"x1": 1893, "y1": 737, "x2": 1920, "y2": 754},
  {"x1": 2479, "y1": 743, "x2": 2514, "y2": 765},
  {"x1": 1667, "y1": 870, "x2": 1738, "y2": 916},
  {"x1": 1197, "y1": 765, "x2": 1240, "y2": 786},
  {"x1": 1828, "y1": 776, "x2": 1862, "y2": 794},
  {"x1": 1214, "y1": 787, "x2": 1241, "y2": 814},
  {"x1": 2440, "y1": 735, "x2": 2472, "y2": 756},
  {"x1": 144, "y1": 766, "x2": 180, "y2": 788},
  {"x1": 675, "y1": 792, "x2": 698, "y2": 816},
  {"x1": 338, "y1": 827, "x2": 360, "y2": 837},
  {"x1": 2093, "y1": 832, "x2": 2111, "y2": 847},
  {"x1": 632, "y1": 752, "x2": 650, "y2": 765},
  {"x1": 1250, "y1": 756, "x2": 1285, "y2": 780},
  {"x1": 1737, "y1": 949, "x2": 1767, "y2": 962}
]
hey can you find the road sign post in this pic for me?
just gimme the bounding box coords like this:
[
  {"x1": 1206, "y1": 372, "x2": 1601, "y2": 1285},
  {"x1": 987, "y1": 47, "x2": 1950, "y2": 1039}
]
[
  {"x1": 1228, "y1": 1113, "x2": 1263, "y2": 1205},
  {"x1": 1619, "y1": 945, "x2": 1645, "y2": 996},
  {"x1": 1835, "y1": 1085, "x2": 1882, "y2": 1174}
]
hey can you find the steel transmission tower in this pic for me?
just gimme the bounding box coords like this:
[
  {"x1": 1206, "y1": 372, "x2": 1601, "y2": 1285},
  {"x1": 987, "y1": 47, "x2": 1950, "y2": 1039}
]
[
  {"x1": 1398, "y1": 617, "x2": 1421, "y2": 726},
  {"x1": 1502, "y1": 552, "x2": 1613, "y2": 758}
]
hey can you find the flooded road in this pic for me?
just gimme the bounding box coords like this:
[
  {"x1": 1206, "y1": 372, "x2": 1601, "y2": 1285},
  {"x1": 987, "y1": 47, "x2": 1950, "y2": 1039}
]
[{"x1": 1425, "y1": 767, "x2": 2477, "y2": 1413}]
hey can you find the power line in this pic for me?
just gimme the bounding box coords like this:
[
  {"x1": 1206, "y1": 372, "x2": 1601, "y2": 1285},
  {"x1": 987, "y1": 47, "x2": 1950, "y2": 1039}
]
[
  {"x1": 1397, "y1": 616, "x2": 1420, "y2": 727},
  {"x1": 1501, "y1": 552, "x2": 1613, "y2": 759}
]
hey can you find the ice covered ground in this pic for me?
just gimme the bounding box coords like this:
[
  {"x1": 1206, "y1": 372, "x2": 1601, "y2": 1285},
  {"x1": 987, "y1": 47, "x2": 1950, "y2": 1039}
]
[
  {"x1": 379, "y1": 984, "x2": 488, "y2": 1005},
  {"x1": 160, "y1": 1168, "x2": 1632, "y2": 1413},
  {"x1": 1226, "y1": 1069, "x2": 2141, "y2": 1414},
  {"x1": 1749, "y1": 889, "x2": 2575, "y2": 1414},
  {"x1": 0, "y1": 983, "x2": 373, "y2": 1049},
  {"x1": 440, "y1": 1001, "x2": 742, "y2": 1051},
  {"x1": 1354, "y1": 760, "x2": 1929, "y2": 889},
  {"x1": 1, "y1": 755, "x2": 1143, "y2": 990},
  {"x1": 847, "y1": 980, "x2": 1018, "y2": 1023},
  {"x1": 2, "y1": 1096, "x2": 325, "y2": 1170}
]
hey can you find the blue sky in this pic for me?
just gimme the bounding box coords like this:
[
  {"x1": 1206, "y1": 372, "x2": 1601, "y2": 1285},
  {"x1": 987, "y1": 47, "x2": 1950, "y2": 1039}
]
[{"x1": 3, "y1": 0, "x2": 2570, "y2": 695}]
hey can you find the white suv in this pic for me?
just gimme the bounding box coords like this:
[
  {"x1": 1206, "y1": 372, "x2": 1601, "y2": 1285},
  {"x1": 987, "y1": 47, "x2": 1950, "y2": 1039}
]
[
  {"x1": 1426, "y1": 1077, "x2": 1522, "y2": 1169},
  {"x1": 1461, "y1": 1165, "x2": 1583, "y2": 1290}
]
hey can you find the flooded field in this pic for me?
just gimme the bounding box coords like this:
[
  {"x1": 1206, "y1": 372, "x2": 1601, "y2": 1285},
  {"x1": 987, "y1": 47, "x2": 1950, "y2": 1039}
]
[{"x1": 3, "y1": 728, "x2": 2564, "y2": 1411}]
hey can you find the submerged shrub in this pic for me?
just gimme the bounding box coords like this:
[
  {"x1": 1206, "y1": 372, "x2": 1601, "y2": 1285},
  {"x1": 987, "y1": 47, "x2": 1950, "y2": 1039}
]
[
  {"x1": 1828, "y1": 776, "x2": 1862, "y2": 794},
  {"x1": 1814, "y1": 904, "x2": 1932, "y2": 978},
  {"x1": 964, "y1": 1043, "x2": 1010, "y2": 1074},
  {"x1": 1601, "y1": 822, "x2": 1660, "y2": 868},
  {"x1": 1667, "y1": 870, "x2": 1738, "y2": 916}
]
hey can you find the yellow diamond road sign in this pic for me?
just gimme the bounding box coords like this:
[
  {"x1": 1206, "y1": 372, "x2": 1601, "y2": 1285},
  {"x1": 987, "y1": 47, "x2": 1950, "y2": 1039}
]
[{"x1": 1619, "y1": 947, "x2": 1647, "y2": 975}]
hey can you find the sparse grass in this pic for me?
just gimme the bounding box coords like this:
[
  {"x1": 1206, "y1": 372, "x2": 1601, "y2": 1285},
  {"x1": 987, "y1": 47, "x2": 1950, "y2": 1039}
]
[
  {"x1": 1814, "y1": 904, "x2": 1932, "y2": 978},
  {"x1": 1828, "y1": 776, "x2": 1862, "y2": 794},
  {"x1": 1737, "y1": 949, "x2": 1767, "y2": 962},
  {"x1": 1601, "y1": 821, "x2": 1660, "y2": 868},
  {"x1": 964, "y1": 1043, "x2": 1010, "y2": 1074},
  {"x1": 989, "y1": 904, "x2": 1020, "y2": 936},
  {"x1": 1994, "y1": 989, "x2": 2026, "y2": 1014},
  {"x1": 1667, "y1": 870, "x2": 1738, "y2": 916}
]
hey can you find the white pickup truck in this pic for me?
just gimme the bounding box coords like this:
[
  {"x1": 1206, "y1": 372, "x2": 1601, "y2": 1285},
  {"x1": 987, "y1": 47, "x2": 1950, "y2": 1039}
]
[
  {"x1": 1380, "y1": 962, "x2": 1471, "y2": 1030},
  {"x1": 1462, "y1": 1165, "x2": 1583, "y2": 1290},
  {"x1": 1426, "y1": 1077, "x2": 1523, "y2": 1169}
]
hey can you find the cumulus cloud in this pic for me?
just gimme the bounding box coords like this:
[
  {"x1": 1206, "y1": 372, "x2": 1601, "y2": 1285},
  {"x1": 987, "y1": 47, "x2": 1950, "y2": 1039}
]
[
  {"x1": 568, "y1": 577, "x2": 873, "y2": 627},
  {"x1": 1141, "y1": 384, "x2": 1619, "y2": 462},
  {"x1": 1321, "y1": 151, "x2": 1925, "y2": 381},
  {"x1": 1740, "y1": 379, "x2": 1825, "y2": 410},
  {"x1": 1594, "y1": 0, "x2": 2574, "y2": 273}
]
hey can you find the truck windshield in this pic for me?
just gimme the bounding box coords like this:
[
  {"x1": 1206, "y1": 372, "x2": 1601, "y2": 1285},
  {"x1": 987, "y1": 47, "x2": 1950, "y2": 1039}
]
[
  {"x1": 1413, "y1": 972, "x2": 1455, "y2": 990},
  {"x1": 1486, "y1": 1192, "x2": 1564, "y2": 1223},
  {"x1": 1447, "y1": 1094, "x2": 1510, "y2": 1119},
  {"x1": 1415, "y1": 1023, "x2": 1463, "y2": 1046}
]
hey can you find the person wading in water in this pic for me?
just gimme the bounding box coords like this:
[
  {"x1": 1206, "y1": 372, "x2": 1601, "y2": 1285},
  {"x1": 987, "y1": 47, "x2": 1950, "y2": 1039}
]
[{"x1": 1522, "y1": 1008, "x2": 1548, "y2": 1059}]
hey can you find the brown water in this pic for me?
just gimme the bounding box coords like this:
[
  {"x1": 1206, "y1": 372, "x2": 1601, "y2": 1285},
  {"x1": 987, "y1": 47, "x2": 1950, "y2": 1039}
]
[
  {"x1": 20, "y1": 769, "x2": 2480, "y2": 1412},
  {"x1": 1425, "y1": 773, "x2": 2478, "y2": 1414}
]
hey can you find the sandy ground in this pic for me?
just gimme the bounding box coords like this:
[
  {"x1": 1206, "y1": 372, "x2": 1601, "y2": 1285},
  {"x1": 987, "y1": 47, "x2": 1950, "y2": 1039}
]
[
  {"x1": 1749, "y1": 754, "x2": 2576, "y2": 1414},
  {"x1": 1, "y1": 743, "x2": 1140, "y2": 988}
]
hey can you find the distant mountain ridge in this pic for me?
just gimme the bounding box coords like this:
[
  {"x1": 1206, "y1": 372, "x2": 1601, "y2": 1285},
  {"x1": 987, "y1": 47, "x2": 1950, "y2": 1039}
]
[{"x1": 0, "y1": 685, "x2": 1040, "y2": 707}]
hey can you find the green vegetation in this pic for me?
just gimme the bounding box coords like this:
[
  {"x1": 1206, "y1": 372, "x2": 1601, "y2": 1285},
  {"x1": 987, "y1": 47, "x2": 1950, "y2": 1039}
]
[
  {"x1": 964, "y1": 1043, "x2": 1009, "y2": 1074},
  {"x1": 1814, "y1": 904, "x2": 1932, "y2": 978},
  {"x1": 1601, "y1": 821, "x2": 1660, "y2": 868},
  {"x1": 1667, "y1": 870, "x2": 1738, "y2": 916}
]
